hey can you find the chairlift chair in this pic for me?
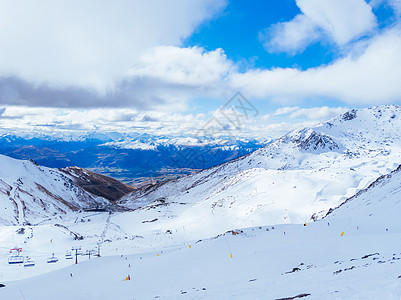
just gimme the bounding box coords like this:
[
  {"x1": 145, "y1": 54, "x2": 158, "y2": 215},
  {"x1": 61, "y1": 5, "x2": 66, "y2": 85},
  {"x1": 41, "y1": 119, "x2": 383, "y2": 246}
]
[
  {"x1": 47, "y1": 253, "x2": 59, "y2": 263},
  {"x1": 8, "y1": 255, "x2": 24, "y2": 264},
  {"x1": 24, "y1": 257, "x2": 35, "y2": 267}
]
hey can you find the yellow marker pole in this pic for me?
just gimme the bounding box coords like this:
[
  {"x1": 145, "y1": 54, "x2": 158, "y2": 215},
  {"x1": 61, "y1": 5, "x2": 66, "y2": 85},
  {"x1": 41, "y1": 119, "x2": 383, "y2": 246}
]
[
  {"x1": 226, "y1": 240, "x2": 233, "y2": 259},
  {"x1": 189, "y1": 245, "x2": 191, "y2": 249},
  {"x1": 341, "y1": 232, "x2": 344, "y2": 236}
]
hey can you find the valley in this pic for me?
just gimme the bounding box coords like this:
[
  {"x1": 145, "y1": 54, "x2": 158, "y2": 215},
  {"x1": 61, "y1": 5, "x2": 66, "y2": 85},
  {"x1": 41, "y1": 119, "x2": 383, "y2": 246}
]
[{"x1": 1, "y1": 105, "x2": 401, "y2": 299}]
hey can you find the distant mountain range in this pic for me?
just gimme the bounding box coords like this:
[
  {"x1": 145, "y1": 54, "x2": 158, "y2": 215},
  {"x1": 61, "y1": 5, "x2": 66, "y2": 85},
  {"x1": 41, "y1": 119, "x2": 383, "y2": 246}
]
[
  {"x1": 0, "y1": 131, "x2": 266, "y2": 186},
  {"x1": 2, "y1": 104, "x2": 401, "y2": 231}
]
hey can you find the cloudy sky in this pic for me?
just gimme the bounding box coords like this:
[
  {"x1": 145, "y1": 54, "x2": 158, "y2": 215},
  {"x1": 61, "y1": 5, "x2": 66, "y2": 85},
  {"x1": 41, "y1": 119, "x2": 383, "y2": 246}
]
[{"x1": 0, "y1": 0, "x2": 400, "y2": 139}]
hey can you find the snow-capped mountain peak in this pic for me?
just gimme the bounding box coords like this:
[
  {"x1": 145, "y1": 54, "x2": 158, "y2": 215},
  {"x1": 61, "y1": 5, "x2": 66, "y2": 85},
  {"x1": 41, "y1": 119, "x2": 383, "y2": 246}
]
[
  {"x1": 281, "y1": 128, "x2": 343, "y2": 153},
  {"x1": 119, "y1": 105, "x2": 401, "y2": 235}
]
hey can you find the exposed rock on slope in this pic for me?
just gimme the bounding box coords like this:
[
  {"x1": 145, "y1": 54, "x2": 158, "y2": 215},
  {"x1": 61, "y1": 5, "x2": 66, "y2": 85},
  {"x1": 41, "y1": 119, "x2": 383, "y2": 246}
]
[{"x1": 60, "y1": 166, "x2": 135, "y2": 202}]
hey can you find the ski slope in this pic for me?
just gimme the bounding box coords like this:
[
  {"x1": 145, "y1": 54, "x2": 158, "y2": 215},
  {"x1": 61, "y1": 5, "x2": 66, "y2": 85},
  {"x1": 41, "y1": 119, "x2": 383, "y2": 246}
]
[
  {"x1": 0, "y1": 155, "x2": 109, "y2": 226},
  {"x1": 1, "y1": 105, "x2": 401, "y2": 299},
  {"x1": 1, "y1": 163, "x2": 401, "y2": 299}
]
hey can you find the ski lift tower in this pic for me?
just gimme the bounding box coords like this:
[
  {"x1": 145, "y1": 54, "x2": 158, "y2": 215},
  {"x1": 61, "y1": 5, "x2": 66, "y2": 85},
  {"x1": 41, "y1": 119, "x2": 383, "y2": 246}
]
[
  {"x1": 72, "y1": 246, "x2": 81, "y2": 264},
  {"x1": 96, "y1": 242, "x2": 101, "y2": 257}
]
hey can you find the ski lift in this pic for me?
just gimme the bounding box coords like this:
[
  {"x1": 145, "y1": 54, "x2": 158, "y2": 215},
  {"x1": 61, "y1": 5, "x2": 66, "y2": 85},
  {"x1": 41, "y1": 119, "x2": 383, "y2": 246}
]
[
  {"x1": 24, "y1": 257, "x2": 35, "y2": 267},
  {"x1": 65, "y1": 251, "x2": 73, "y2": 260},
  {"x1": 81, "y1": 249, "x2": 95, "y2": 259},
  {"x1": 47, "y1": 253, "x2": 59, "y2": 263},
  {"x1": 82, "y1": 249, "x2": 93, "y2": 256},
  {"x1": 8, "y1": 247, "x2": 24, "y2": 264},
  {"x1": 8, "y1": 255, "x2": 24, "y2": 264}
]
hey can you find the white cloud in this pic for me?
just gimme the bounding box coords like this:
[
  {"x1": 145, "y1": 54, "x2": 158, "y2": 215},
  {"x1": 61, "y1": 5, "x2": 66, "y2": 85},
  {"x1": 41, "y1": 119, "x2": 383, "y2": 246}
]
[
  {"x1": 297, "y1": 0, "x2": 377, "y2": 44},
  {"x1": 389, "y1": 0, "x2": 401, "y2": 15},
  {"x1": 113, "y1": 46, "x2": 236, "y2": 112},
  {"x1": 287, "y1": 106, "x2": 349, "y2": 120},
  {"x1": 0, "y1": 0, "x2": 226, "y2": 91},
  {"x1": 259, "y1": 14, "x2": 321, "y2": 54},
  {"x1": 0, "y1": 106, "x2": 208, "y2": 136},
  {"x1": 262, "y1": 0, "x2": 377, "y2": 54},
  {"x1": 128, "y1": 46, "x2": 235, "y2": 87},
  {"x1": 3, "y1": 25, "x2": 398, "y2": 111},
  {"x1": 101, "y1": 25, "x2": 401, "y2": 109},
  {"x1": 0, "y1": 0, "x2": 398, "y2": 115},
  {"x1": 266, "y1": 106, "x2": 348, "y2": 124},
  {"x1": 258, "y1": 120, "x2": 321, "y2": 137},
  {"x1": 273, "y1": 106, "x2": 301, "y2": 116},
  {"x1": 369, "y1": 0, "x2": 401, "y2": 15},
  {"x1": 0, "y1": 104, "x2": 343, "y2": 141},
  {"x1": 272, "y1": 106, "x2": 348, "y2": 120},
  {"x1": 0, "y1": 45, "x2": 236, "y2": 112},
  {"x1": 233, "y1": 26, "x2": 401, "y2": 105},
  {"x1": 369, "y1": 0, "x2": 386, "y2": 8}
]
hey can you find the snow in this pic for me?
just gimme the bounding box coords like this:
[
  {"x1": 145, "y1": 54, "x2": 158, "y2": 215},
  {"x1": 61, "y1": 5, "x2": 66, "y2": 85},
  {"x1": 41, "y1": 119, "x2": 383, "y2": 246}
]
[
  {"x1": 0, "y1": 128, "x2": 267, "y2": 151},
  {"x1": 0, "y1": 155, "x2": 109, "y2": 225},
  {"x1": 119, "y1": 105, "x2": 401, "y2": 230},
  {"x1": 1, "y1": 165, "x2": 401, "y2": 299},
  {"x1": 1, "y1": 105, "x2": 401, "y2": 299}
]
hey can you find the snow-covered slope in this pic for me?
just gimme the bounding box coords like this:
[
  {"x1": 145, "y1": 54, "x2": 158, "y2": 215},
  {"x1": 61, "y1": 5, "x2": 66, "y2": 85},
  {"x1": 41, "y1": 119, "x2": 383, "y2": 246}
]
[
  {"x1": 324, "y1": 163, "x2": 401, "y2": 228},
  {"x1": 120, "y1": 105, "x2": 401, "y2": 237},
  {"x1": 1, "y1": 162, "x2": 401, "y2": 299},
  {"x1": 1, "y1": 105, "x2": 401, "y2": 299},
  {"x1": 0, "y1": 155, "x2": 109, "y2": 226}
]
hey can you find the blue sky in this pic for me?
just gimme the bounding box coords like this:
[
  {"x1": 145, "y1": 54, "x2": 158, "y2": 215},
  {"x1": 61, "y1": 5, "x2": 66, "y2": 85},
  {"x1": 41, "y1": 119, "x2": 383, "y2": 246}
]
[
  {"x1": 184, "y1": 0, "x2": 397, "y2": 71},
  {"x1": 184, "y1": 0, "x2": 400, "y2": 113},
  {"x1": 184, "y1": 0, "x2": 335, "y2": 70},
  {"x1": 0, "y1": 0, "x2": 401, "y2": 138}
]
